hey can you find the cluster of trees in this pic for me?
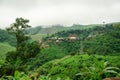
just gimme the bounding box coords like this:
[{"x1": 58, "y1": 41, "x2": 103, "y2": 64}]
[
  {"x1": 84, "y1": 23, "x2": 120, "y2": 55},
  {"x1": 0, "y1": 18, "x2": 40, "y2": 77}
]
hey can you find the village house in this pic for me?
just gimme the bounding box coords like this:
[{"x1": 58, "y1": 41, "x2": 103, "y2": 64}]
[{"x1": 68, "y1": 34, "x2": 79, "y2": 40}]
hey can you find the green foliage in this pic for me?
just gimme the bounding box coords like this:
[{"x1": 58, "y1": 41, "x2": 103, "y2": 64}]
[
  {"x1": 84, "y1": 24, "x2": 120, "y2": 55},
  {"x1": 49, "y1": 29, "x2": 90, "y2": 38},
  {"x1": 27, "y1": 24, "x2": 95, "y2": 41},
  {"x1": 13, "y1": 71, "x2": 30, "y2": 80},
  {"x1": 0, "y1": 71, "x2": 30, "y2": 80},
  {"x1": 55, "y1": 40, "x2": 81, "y2": 55},
  {"x1": 1, "y1": 19, "x2": 120, "y2": 80},
  {"x1": 27, "y1": 24, "x2": 96, "y2": 35},
  {"x1": 0, "y1": 18, "x2": 40, "y2": 77},
  {"x1": 0, "y1": 56, "x2": 25, "y2": 76},
  {"x1": 39, "y1": 75, "x2": 51, "y2": 80},
  {"x1": 41, "y1": 45, "x2": 67, "y2": 59},
  {"x1": 44, "y1": 23, "x2": 120, "y2": 56},
  {"x1": 18, "y1": 42, "x2": 40, "y2": 61},
  {"x1": 26, "y1": 45, "x2": 67, "y2": 71},
  {"x1": 1, "y1": 42, "x2": 40, "y2": 76},
  {"x1": 0, "y1": 59, "x2": 4, "y2": 68},
  {"x1": 47, "y1": 23, "x2": 120, "y2": 56},
  {"x1": 39, "y1": 75, "x2": 70, "y2": 80},
  {"x1": 37, "y1": 54, "x2": 120, "y2": 80},
  {"x1": 0, "y1": 43, "x2": 15, "y2": 59},
  {"x1": 6, "y1": 17, "x2": 31, "y2": 50},
  {"x1": 0, "y1": 29, "x2": 16, "y2": 46},
  {"x1": 76, "y1": 58, "x2": 119, "y2": 80}
]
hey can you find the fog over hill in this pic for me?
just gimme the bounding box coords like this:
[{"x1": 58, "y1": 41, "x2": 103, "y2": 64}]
[{"x1": 0, "y1": 0, "x2": 120, "y2": 28}]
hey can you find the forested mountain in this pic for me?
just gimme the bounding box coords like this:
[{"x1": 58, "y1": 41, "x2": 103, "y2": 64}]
[
  {"x1": 32, "y1": 22, "x2": 120, "y2": 79},
  {"x1": 43, "y1": 22, "x2": 120, "y2": 55},
  {"x1": 26, "y1": 24, "x2": 96, "y2": 35},
  {"x1": 27, "y1": 22, "x2": 119, "y2": 41},
  {"x1": 0, "y1": 19, "x2": 120, "y2": 80},
  {"x1": 83, "y1": 23, "x2": 120, "y2": 55}
]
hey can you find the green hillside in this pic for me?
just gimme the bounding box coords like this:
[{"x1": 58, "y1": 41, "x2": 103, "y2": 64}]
[
  {"x1": 37, "y1": 54, "x2": 120, "y2": 80},
  {"x1": 27, "y1": 22, "x2": 119, "y2": 41},
  {"x1": 30, "y1": 34, "x2": 47, "y2": 41},
  {"x1": 27, "y1": 24, "x2": 96, "y2": 40},
  {"x1": 0, "y1": 18, "x2": 120, "y2": 80},
  {"x1": 43, "y1": 22, "x2": 120, "y2": 56},
  {"x1": 26, "y1": 45, "x2": 68, "y2": 71},
  {"x1": 0, "y1": 43, "x2": 15, "y2": 59},
  {"x1": 0, "y1": 29, "x2": 16, "y2": 46}
]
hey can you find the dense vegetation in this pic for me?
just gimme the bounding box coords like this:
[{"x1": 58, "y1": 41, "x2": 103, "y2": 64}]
[
  {"x1": 0, "y1": 18, "x2": 40, "y2": 77},
  {"x1": 0, "y1": 43, "x2": 15, "y2": 59},
  {"x1": 37, "y1": 54, "x2": 120, "y2": 80},
  {"x1": 0, "y1": 29, "x2": 16, "y2": 46},
  {"x1": 0, "y1": 18, "x2": 120, "y2": 80},
  {"x1": 26, "y1": 45, "x2": 68, "y2": 71},
  {"x1": 44, "y1": 23, "x2": 120, "y2": 55},
  {"x1": 84, "y1": 23, "x2": 120, "y2": 55},
  {"x1": 26, "y1": 24, "x2": 96, "y2": 41}
]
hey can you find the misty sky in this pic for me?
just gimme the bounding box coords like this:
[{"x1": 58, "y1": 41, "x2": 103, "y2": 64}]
[{"x1": 0, "y1": 0, "x2": 120, "y2": 28}]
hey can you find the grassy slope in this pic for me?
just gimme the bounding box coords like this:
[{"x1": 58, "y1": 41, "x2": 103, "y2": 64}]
[
  {"x1": 0, "y1": 43, "x2": 15, "y2": 59},
  {"x1": 31, "y1": 34, "x2": 47, "y2": 41},
  {"x1": 37, "y1": 54, "x2": 120, "y2": 79}
]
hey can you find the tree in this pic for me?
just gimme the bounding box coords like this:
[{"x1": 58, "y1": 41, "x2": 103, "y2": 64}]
[
  {"x1": 0, "y1": 18, "x2": 32, "y2": 76},
  {"x1": 6, "y1": 18, "x2": 41, "y2": 62},
  {"x1": 6, "y1": 17, "x2": 31, "y2": 51},
  {"x1": 1, "y1": 18, "x2": 40, "y2": 76}
]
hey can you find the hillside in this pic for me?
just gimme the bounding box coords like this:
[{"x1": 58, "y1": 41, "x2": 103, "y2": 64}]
[
  {"x1": 30, "y1": 34, "x2": 47, "y2": 41},
  {"x1": 0, "y1": 19, "x2": 120, "y2": 80},
  {"x1": 29, "y1": 22, "x2": 119, "y2": 41},
  {"x1": 36, "y1": 54, "x2": 120, "y2": 80},
  {"x1": 0, "y1": 29, "x2": 16, "y2": 46},
  {"x1": 26, "y1": 24, "x2": 97, "y2": 41},
  {"x1": 25, "y1": 22, "x2": 120, "y2": 72},
  {"x1": 0, "y1": 43, "x2": 15, "y2": 59},
  {"x1": 43, "y1": 22, "x2": 120, "y2": 55},
  {"x1": 30, "y1": 23, "x2": 120, "y2": 35}
]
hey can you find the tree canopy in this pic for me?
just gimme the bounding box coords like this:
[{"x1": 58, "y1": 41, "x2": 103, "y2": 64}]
[{"x1": 6, "y1": 17, "x2": 31, "y2": 50}]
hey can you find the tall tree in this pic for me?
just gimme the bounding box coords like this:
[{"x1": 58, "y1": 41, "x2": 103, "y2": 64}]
[
  {"x1": 6, "y1": 17, "x2": 31, "y2": 50},
  {"x1": 2, "y1": 18, "x2": 31, "y2": 76},
  {"x1": 0, "y1": 18, "x2": 40, "y2": 77}
]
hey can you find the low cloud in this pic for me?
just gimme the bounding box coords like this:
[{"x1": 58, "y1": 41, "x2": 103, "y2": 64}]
[{"x1": 0, "y1": 0, "x2": 120, "y2": 28}]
